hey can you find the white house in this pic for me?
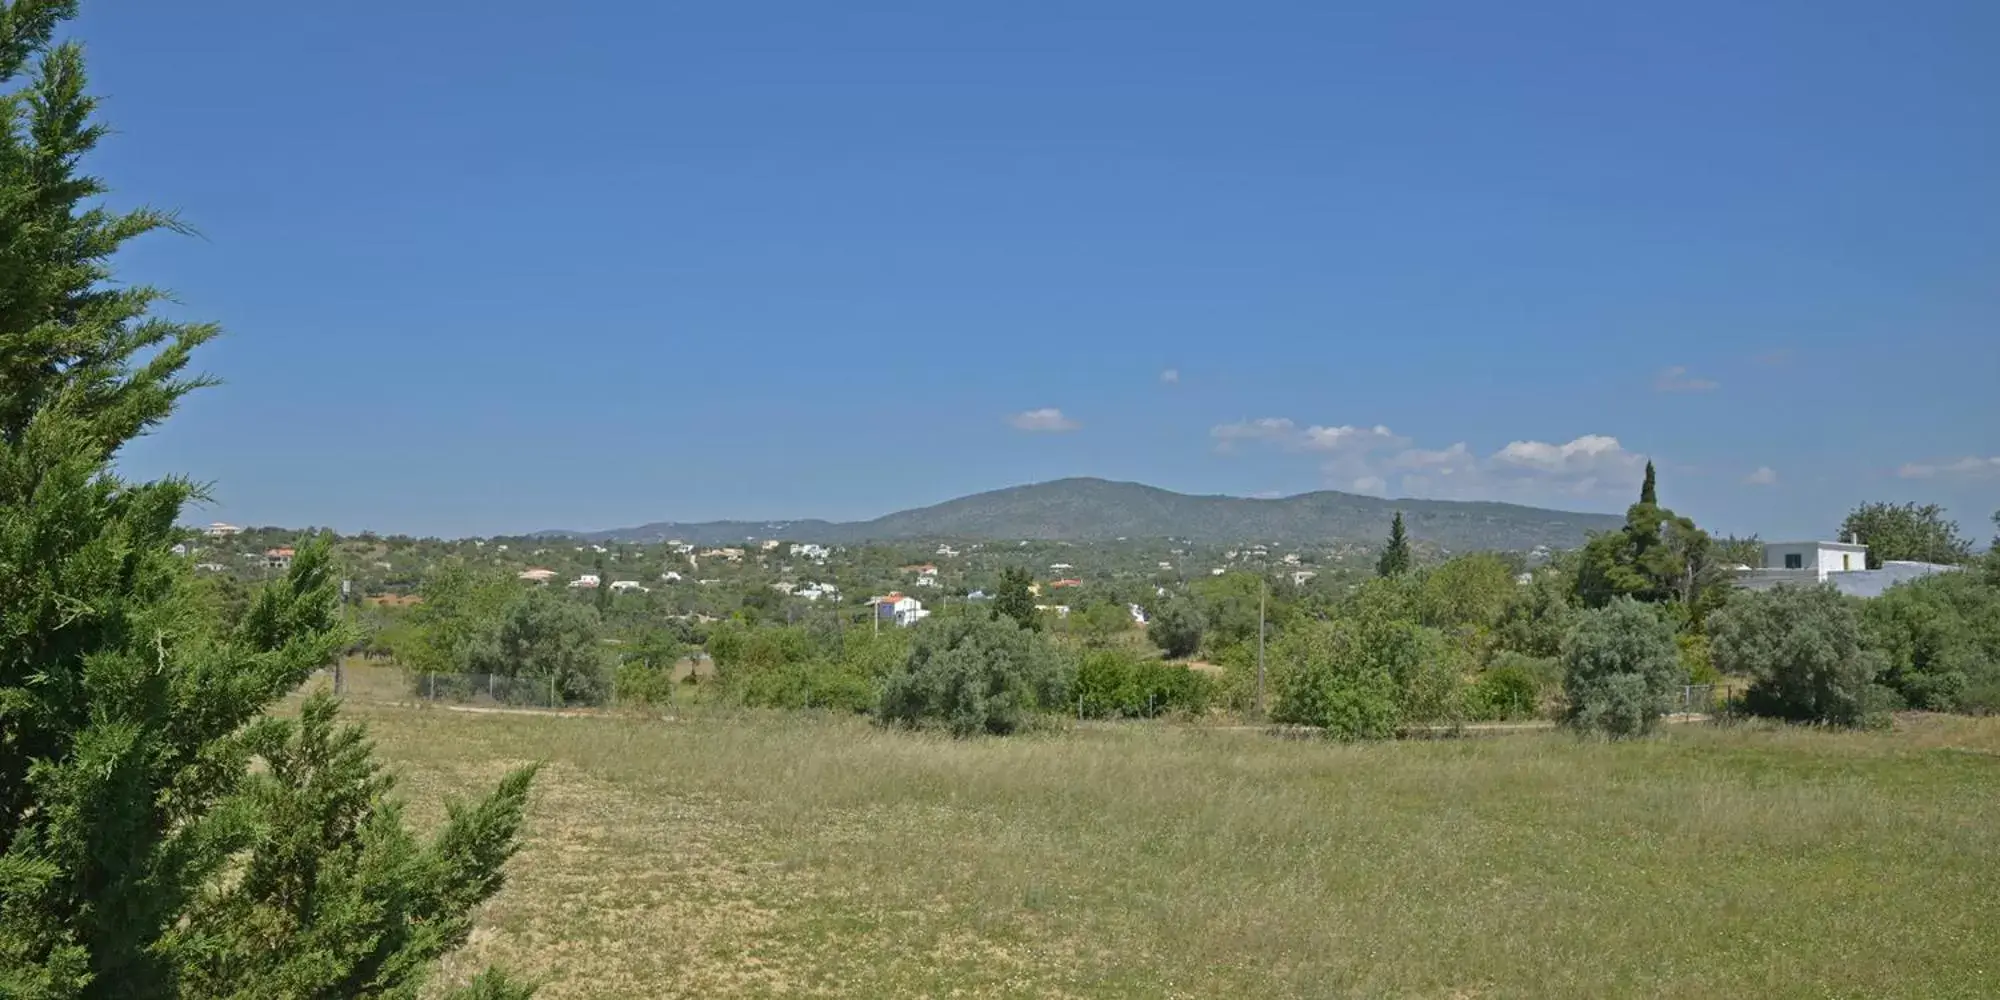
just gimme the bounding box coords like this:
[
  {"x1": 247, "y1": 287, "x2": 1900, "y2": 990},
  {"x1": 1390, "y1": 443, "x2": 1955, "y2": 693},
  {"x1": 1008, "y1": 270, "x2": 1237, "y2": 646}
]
[
  {"x1": 518, "y1": 568, "x2": 557, "y2": 583},
  {"x1": 264, "y1": 547, "x2": 295, "y2": 571},
  {"x1": 661, "y1": 570, "x2": 683, "y2": 582},
  {"x1": 1762, "y1": 540, "x2": 1869, "y2": 581},
  {"x1": 1128, "y1": 603, "x2": 1149, "y2": 625},
  {"x1": 568, "y1": 574, "x2": 601, "y2": 589},
  {"x1": 789, "y1": 543, "x2": 831, "y2": 561},
  {"x1": 913, "y1": 574, "x2": 940, "y2": 588},
  {"x1": 204, "y1": 522, "x2": 241, "y2": 538},
  {"x1": 874, "y1": 593, "x2": 928, "y2": 627},
  {"x1": 1291, "y1": 570, "x2": 1317, "y2": 586},
  {"x1": 1736, "y1": 539, "x2": 1959, "y2": 598},
  {"x1": 609, "y1": 580, "x2": 649, "y2": 593},
  {"x1": 772, "y1": 582, "x2": 797, "y2": 595}
]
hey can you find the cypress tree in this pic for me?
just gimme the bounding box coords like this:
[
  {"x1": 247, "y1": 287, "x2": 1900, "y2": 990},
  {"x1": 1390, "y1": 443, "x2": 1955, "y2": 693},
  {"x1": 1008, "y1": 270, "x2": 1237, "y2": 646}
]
[
  {"x1": 0, "y1": 5, "x2": 534, "y2": 996},
  {"x1": 1639, "y1": 460, "x2": 1658, "y2": 506},
  {"x1": 1376, "y1": 511, "x2": 1412, "y2": 577}
]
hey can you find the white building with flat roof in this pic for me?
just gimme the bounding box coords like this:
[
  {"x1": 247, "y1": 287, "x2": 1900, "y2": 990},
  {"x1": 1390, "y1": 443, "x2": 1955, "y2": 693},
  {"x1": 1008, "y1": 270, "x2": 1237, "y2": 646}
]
[{"x1": 1761, "y1": 540, "x2": 1869, "y2": 581}]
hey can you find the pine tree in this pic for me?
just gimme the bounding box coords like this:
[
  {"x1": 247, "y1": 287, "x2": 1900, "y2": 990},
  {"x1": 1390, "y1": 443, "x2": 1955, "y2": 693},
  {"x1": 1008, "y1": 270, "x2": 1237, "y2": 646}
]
[
  {"x1": 1376, "y1": 512, "x2": 1412, "y2": 577},
  {"x1": 992, "y1": 566, "x2": 1040, "y2": 631},
  {"x1": 1639, "y1": 460, "x2": 1658, "y2": 506},
  {"x1": 0, "y1": 5, "x2": 534, "y2": 996}
]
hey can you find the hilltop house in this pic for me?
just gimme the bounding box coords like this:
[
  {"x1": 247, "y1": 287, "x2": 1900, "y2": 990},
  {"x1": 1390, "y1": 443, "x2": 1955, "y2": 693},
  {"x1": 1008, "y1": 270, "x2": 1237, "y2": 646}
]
[
  {"x1": 661, "y1": 570, "x2": 683, "y2": 583},
  {"x1": 873, "y1": 593, "x2": 929, "y2": 627},
  {"x1": 790, "y1": 543, "x2": 831, "y2": 561},
  {"x1": 1048, "y1": 578, "x2": 1083, "y2": 589},
  {"x1": 569, "y1": 574, "x2": 601, "y2": 589},
  {"x1": 610, "y1": 580, "x2": 649, "y2": 593},
  {"x1": 205, "y1": 522, "x2": 241, "y2": 538},
  {"x1": 518, "y1": 568, "x2": 557, "y2": 583},
  {"x1": 1735, "y1": 539, "x2": 1958, "y2": 598},
  {"x1": 264, "y1": 547, "x2": 295, "y2": 571}
]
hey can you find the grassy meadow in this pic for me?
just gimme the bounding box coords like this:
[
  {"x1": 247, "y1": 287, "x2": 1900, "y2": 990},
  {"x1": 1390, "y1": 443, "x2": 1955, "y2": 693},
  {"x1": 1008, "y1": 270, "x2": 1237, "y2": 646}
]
[{"x1": 349, "y1": 695, "x2": 2000, "y2": 998}]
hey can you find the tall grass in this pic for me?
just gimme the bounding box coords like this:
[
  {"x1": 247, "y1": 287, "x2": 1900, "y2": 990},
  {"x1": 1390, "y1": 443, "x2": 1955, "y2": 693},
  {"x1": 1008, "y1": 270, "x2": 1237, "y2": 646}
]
[{"x1": 358, "y1": 703, "x2": 2000, "y2": 998}]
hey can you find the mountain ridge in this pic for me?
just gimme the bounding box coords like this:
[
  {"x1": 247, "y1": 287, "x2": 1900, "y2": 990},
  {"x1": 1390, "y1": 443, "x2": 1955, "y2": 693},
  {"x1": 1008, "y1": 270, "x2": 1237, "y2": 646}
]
[{"x1": 545, "y1": 478, "x2": 1623, "y2": 551}]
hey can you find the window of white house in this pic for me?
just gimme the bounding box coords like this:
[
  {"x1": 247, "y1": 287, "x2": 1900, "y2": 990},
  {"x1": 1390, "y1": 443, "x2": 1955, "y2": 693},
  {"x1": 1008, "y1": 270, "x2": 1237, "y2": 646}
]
[{"x1": 1784, "y1": 553, "x2": 1804, "y2": 569}]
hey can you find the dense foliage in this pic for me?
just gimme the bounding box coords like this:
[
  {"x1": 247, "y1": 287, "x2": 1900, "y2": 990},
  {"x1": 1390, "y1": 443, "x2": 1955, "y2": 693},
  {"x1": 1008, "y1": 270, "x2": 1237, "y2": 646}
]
[
  {"x1": 877, "y1": 616, "x2": 1074, "y2": 736},
  {"x1": 1562, "y1": 599, "x2": 1683, "y2": 737},
  {"x1": 1073, "y1": 649, "x2": 1213, "y2": 718},
  {"x1": 1710, "y1": 585, "x2": 1880, "y2": 725},
  {"x1": 0, "y1": 5, "x2": 532, "y2": 995},
  {"x1": 1839, "y1": 502, "x2": 1973, "y2": 568},
  {"x1": 1147, "y1": 597, "x2": 1205, "y2": 658}
]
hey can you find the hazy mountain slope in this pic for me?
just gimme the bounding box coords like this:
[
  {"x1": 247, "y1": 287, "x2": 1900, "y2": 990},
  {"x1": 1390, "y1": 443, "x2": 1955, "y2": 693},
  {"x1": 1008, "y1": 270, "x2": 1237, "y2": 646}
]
[{"x1": 557, "y1": 478, "x2": 1621, "y2": 550}]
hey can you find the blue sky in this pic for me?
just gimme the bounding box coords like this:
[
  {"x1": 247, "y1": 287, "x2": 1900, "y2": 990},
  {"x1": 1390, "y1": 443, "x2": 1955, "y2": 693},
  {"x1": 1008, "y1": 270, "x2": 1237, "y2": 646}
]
[{"x1": 75, "y1": 0, "x2": 1998, "y2": 540}]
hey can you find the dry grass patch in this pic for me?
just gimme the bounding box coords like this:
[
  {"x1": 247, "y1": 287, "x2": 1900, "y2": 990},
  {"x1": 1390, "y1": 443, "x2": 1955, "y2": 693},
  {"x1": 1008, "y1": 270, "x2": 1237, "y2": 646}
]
[{"x1": 349, "y1": 704, "x2": 2000, "y2": 999}]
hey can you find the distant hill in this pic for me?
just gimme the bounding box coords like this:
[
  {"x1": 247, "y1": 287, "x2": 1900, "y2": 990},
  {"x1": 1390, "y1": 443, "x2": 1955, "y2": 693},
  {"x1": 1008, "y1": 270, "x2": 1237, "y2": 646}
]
[{"x1": 549, "y1": 478, "x2": 1622, "y2": 551}]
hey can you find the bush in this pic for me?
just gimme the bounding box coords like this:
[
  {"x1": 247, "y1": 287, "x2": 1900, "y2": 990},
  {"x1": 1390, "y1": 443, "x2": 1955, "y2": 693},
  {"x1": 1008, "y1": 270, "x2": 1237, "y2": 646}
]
[
  {"x1": 877, "y1": 616, "x2": 1074, "y2": 736},
  {"x1": 1709, "y1": 585, "x2": 1877, "y2": 726},
  {"x1": 1074, "y1": 649, "x2": 1215, "y2": 718},
  {"x1": 1678, "y1": 633, "x2": 1721, "y2": 684},
  {"x1": 1148, "y1": 598, "x2": 1206, "y2": 659},
  {"x1": 738, "y1": 659, "x2": 877, "y2": 712},
  {"x1": 465, "y1": 588, "x2": 610, "y2": 705},
  {"x1": 1561, "y1": 599, "x2": 1682, "y2": 737},
  {"x1": 1860, "y1": 572, "x2": 2000, "y2": 712},
  {"x1": 614, "y1": 660, "x2": 678, "y2": 706},
  {"x1": 1270, "y1": 619, "x2": 1403, "y2": 739},
  {"x1": 1466, "y1": 664, "x2": 1541, "y2": 721}
]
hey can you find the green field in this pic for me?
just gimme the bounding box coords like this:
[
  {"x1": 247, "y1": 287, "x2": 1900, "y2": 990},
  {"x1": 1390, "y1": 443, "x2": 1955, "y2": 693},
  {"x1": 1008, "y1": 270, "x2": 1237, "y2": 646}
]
[{"x1": 358, "y1": 699, "x2": 2000, "y2": 998}]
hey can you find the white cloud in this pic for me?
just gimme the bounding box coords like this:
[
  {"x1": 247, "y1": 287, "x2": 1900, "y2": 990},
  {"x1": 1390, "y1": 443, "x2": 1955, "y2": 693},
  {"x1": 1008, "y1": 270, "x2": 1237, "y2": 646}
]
[
  {"x1": 1160, "y1": 368, "x2": 1180, "y2": 384},
  {"x1": 1210, "y1": 417, "x2": 1297, "y2": 451},
  {"x1": 1654, "y1": 365, "x2": 1720, "y2": 393},
  {"x1": 1897, "y1": 456, "x2": 2000, "y2": 480},
  {"x1": 1477, "y1": 435, "x2": 1647, "y2": 497},
  {"x1": 1389, "y1": 443, "x2": 1474, "y2": 471},
  {"x1": 1210, "y1": 418, "x2": 1411, "y2": 457},
  {"x1": 1744, "y1": 466, "x2": 1779, "y2": 486},
  {"x1": 1007, "y1": 407, "x2": 1080, "y2": 433},
  {"x1": 1208, "y1": 416, "x2": 1652, "y2": 504},
  {"x1": 1299, "y1": 424, "x2": 1408, "y2": 453}
]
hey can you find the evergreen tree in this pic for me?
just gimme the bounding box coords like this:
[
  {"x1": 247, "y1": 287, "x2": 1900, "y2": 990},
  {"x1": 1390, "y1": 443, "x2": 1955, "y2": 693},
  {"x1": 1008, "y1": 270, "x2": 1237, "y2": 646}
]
[
  {"x1": 1376, "y1": 511, "x2": 1412, "y2": 577},
  {"x1": 992, "y1": 566, "x2": 1040, "y2": 631},
  {"x1": 0, "y1": 6, "x2": 534, "y2": 996},
  {"x1": 1639, "y1": 460, "x2": 1658, "y2": 506}
]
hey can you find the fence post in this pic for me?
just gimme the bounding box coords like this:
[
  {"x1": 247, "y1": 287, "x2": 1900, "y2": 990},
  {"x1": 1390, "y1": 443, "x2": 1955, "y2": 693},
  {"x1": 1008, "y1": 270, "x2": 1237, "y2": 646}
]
[
  {"x1": 426, "y1": 672, "x2": 435, "y2": 700},
  {"x1": 550, "y1": 675, "x2": 558, "y2": 709}
]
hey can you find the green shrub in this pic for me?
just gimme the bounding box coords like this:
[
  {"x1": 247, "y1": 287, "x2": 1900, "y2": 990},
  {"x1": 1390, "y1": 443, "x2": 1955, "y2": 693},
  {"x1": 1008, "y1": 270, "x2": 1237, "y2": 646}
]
[
  {"x1": 1561, "y1": 599, "x2": 1682, "y2": 737},
  {"x1": 1677, "y1": 632, "x2": 1721, "y2": 684},
  {"x1": 1710, "y1": 585, "x2": 1878, "y2": 726},
  {"x1": 1148, "y1": 598, "x2": 1205, "y2": 659},
  {"x1": 1860, "y1": 572, "x2": 2000, "y2": 712},
  {"x1": 1074, "y1": 649, "x2": 1137, "y2": 717},
  {"x1": 1270, "y1": 619, "x2": 1403, "y2": 740},
  {"x1": 739, "y1": 659, "x2": 877, "y2": 712},
  {"x1": 1466, "y1": 665, "x2": 1540, "y2": 721},
  {"x1": 877, "y1": 616, "x2": 1074, "y2": 736},
  {"x1": 1075, "y1": 649, "x2": 1215, "y2": 718},
  {"x1": 614, "y1": 661, "x2": 678, "y2": 706}
]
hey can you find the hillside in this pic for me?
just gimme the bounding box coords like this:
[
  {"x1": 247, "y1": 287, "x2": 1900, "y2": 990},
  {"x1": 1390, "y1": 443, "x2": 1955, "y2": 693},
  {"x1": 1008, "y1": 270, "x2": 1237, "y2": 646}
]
[{"x1": 559, "y1": 478, "x2": 1623, "y2": 551}]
